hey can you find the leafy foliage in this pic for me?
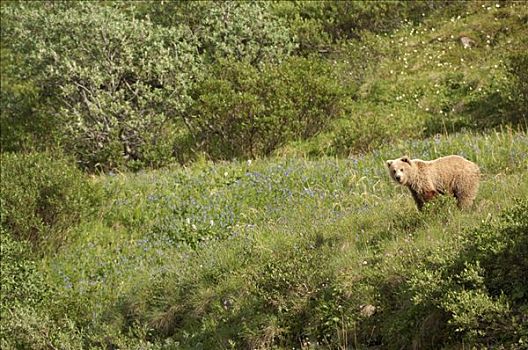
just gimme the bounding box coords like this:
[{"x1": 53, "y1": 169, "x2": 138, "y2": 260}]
[
  {"x1": 185, "y1": 56, "x2": 349, "y2": 160},
  {"x1": 3, "y1": 3, "x2": 202, "y2": 170},
  {"x1": 407, "y1": 199, "x2": 528, "y2": 347},
  {"x1": 130, "y1": 1, "x2": 297, "y2": 65},
  {"x1": 0, "y1": 153, "x2": 100, "y2": 249},
  {"x1": 1, "y1": 1, "x2": 299, "y2": 169}
]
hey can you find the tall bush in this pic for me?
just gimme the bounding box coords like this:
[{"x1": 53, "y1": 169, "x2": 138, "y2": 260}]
[
  {"x1": 185, "y1": 57, "x2": 349, "y2": 160},
  {"x1": 1, "y1": 1, "x2": 299, "y2": 169},
  {"x1": 2, "y1": 3, "x2": 202, "y2": 170},
  {"x1": 128, "y1": 1, "x2": 297, "y2": 65}
]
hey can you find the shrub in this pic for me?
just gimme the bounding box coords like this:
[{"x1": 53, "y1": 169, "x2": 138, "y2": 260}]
[
  {"x1": 1, "y1": 1, "x2": 299, "y2": 170},
  {"x1": 130, "y1": 1, "x2": 297, "y2": 65},
  {"x1": 406, "y1": 199, "x2": 528, "y2": 348},
  {"x1": 185, "y1": 56, "x2": 350, "y2": 160},
  {"x1": 2, "y1": 3, "x2": 202, "y2": 170},
  {"x1": 507, "y1": 51, "x2": 528, "y2": 124},
  {"x1": 0, "y1": 152, "x2": 101, "y2": 249}
]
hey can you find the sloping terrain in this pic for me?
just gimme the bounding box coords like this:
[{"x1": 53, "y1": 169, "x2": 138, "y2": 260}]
[{"x1": 1, "y1": 2, "x2": 527, "y2": 349}]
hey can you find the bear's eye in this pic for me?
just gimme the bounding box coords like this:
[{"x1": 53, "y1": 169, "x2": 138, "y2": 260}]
[{"x1": 400, "y1": 168, "x2": 404, "y2": 172}]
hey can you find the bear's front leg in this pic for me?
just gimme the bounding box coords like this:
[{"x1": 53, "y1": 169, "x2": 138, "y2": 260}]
[{"x1": 409, "y1": 188, "x2": 424, "y2": 210}]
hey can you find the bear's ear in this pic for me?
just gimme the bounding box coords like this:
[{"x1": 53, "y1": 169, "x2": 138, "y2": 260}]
[
  {"x1": 386, "y1": 160, "x2": 393, "y2": 167},
  {"x1": 401, "y1": 156, "x2": 410, "y2": 164}
]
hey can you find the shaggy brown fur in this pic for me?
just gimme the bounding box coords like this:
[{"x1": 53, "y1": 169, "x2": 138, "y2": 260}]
[{"x1": 386, "y1": 155, "x2": 480, "y2": 210}]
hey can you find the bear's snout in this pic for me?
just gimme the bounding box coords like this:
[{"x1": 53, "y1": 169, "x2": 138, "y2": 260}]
[{"x1": 395, "y1": 174, "x2": 402, "y2": 182}]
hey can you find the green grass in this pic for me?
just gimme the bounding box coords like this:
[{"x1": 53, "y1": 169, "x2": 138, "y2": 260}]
[
  {"x1": 25, "y1": 130, "x2": 526, "y2": 349},
  {"x1": 280, "y1": 2, "x2": 528, "y2": 157}
]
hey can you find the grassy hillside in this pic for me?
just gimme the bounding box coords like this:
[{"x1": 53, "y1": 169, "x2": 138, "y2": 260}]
[
  {"x1": 280, "y1": 1, "x2": 527, "y2": 157},
  {"x1": 2, "y1": 130, "x2": 525, "y2": 349},
  {"x1": 1, "y1": 2, "x2": 528, "y2": 349}
]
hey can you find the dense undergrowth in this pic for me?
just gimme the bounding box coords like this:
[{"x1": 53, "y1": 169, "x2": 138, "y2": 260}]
[{"x1": 1, "y1": 1, "x2": 528, "y2": 349}]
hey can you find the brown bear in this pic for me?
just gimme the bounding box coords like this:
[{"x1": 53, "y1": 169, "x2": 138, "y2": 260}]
[{"x1": 386, "y1": 155, "x2": 480, "y2": 210}]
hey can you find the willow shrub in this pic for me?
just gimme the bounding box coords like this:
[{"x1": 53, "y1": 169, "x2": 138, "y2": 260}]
[
  {"x1": 1, "y1": 1, "x2": 297, "y2": 170},
  {"x1": 2, "y1": 3, "x2": 201, "y2": 171},
  {"x1": 184, "y1": 56, "x2": 353, "y2": 160}
]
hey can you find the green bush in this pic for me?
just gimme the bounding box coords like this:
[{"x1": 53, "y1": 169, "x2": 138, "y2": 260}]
[
  {"x1": 0, "y1": 152, "x2": 101, "y2": 249},
  {"x1": 405, "y1": 199, "x2": 528, "y2": 348},
  {"x1": 2, "y1": 3, "x2": 202, "y2": 170},
  {"x1": 185, "y1": 56, "x2": 350, "y2": 160},
  {"x1": 0, "y1": 229, "x2": 80, "y2": 350},
  {"x1": 129, "y1": 1, "x2": 296, "y2": 65},
  {"x1": 507, "y1": 51, "x2": 528, "y2": 124},
  {"x1": 1, "y1": 1, "x2": 298, "y2": 170}
]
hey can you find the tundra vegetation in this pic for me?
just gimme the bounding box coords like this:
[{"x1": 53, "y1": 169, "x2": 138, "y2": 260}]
[{"x1": 1, "y1": 1, "x2": 527, "y2": 349}]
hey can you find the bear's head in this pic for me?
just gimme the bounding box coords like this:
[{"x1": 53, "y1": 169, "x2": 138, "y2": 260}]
[{"x1": 386, "y1": 156, "x2": 412, "y2": 186}]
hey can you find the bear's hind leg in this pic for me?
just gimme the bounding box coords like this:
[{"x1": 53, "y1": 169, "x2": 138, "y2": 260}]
[
  {"x1": 455, "y1": 195, "x2": 474, "y2": 209},
  {"x1": 454, "y1": 182, "x2": 479, "y2": 209}
]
